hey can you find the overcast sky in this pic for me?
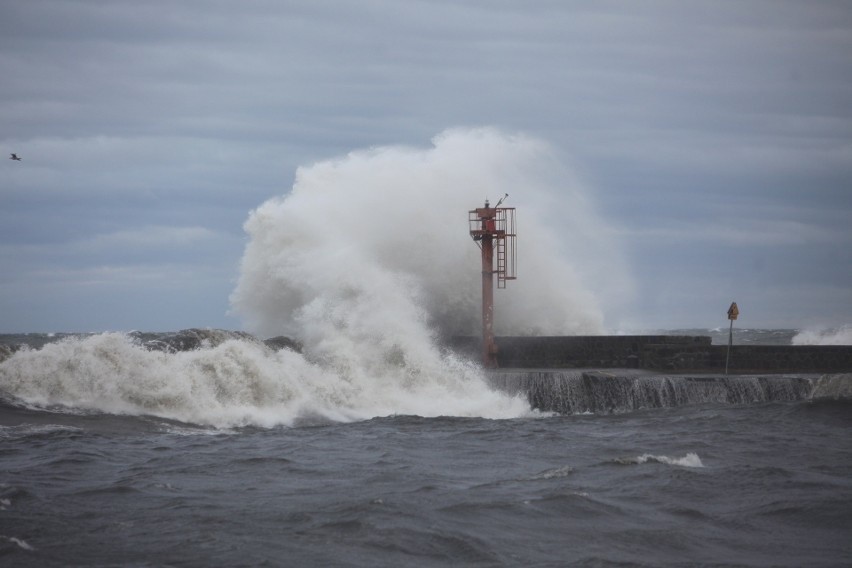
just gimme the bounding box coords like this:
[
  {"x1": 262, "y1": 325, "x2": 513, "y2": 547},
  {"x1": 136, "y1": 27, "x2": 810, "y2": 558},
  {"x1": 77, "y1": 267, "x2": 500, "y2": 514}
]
[{"x1": 2, "y1": 0, "x2": 851, "y2": 333}]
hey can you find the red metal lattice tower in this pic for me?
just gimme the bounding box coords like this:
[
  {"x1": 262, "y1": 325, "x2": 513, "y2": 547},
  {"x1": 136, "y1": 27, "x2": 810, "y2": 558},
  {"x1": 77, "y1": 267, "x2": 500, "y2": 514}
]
[{"x1": 469, "y1": 197, "x2": 516, "y2": 368}]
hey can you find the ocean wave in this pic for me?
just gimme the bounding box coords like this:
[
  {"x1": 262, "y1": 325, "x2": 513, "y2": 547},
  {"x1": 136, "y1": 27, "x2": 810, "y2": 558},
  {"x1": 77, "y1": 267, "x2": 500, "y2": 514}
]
[
  {"x1": 0, "y1": 332, "x2": 530, "y2": 428},
  {"x1": 526, "y1": 465, "x2": 574, "y2": 480},
  {"x1": 230, "y1": 128, "x2": 622, "y2": 341},
  {"x1": 0, "y1": 535, "x2": 35, "y2": 552},
  {"x1": 0, "y1": 423, "x2": 84, "y2": 441},
  {"x1": 792, "y1": 325, "x2": 852, "y2": 346},
  {"x1": 614, "y1": 452, "x2": 704, "y2": 468}
]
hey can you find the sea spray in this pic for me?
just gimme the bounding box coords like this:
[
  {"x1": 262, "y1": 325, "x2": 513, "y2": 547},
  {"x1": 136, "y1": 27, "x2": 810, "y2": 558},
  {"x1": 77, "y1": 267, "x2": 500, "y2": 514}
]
[
  {"x1": 792, "y1": 325, "x2": 852, "y2": 346},
  {"x1": 225, "y1": 128, "x2": 628, "y2": 423},
  {"x1": 0, "y1": 129, "x2": 628, "y2": 426},
  {"x1": 230, "y1": 128, "x2": 627, "y2": 340},
  {"x1": 223, "y1": 128, "x2": 628, "y2": 422},
  {"x1": 0, "y1": 333, "x2": 530, "y2": 427}
]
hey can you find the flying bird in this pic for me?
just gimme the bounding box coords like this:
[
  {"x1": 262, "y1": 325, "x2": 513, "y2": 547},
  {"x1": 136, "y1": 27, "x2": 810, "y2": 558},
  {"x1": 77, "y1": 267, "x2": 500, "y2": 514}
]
[{"x1": 10, "y1": 153, "x2": 21, "y2": 161}]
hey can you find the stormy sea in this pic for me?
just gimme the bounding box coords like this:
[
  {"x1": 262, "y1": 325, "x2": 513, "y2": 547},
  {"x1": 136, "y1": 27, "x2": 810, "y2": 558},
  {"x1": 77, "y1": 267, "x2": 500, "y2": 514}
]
[
  {"x1": 1, "y1": 329, "x2": 851, "y2": 567},
  {"x1": 2, "y1": 132, "x2": 851, "y2": 566}
]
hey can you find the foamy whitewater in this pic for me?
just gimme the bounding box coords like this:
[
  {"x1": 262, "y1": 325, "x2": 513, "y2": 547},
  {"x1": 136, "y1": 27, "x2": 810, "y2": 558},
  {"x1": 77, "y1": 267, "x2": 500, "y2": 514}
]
[
  {"x1": 792, "y1": 325, "x2": 852, "y2": 346},
  {"x1": 230, "y1": 127, "x2": 626, "y2": 340}
]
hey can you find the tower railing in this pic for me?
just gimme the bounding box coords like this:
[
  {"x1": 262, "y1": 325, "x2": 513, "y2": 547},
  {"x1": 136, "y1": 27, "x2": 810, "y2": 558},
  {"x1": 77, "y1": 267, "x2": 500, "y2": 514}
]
[{"x1": 495, "y1": 207, "x2": 516, "y2": 288}]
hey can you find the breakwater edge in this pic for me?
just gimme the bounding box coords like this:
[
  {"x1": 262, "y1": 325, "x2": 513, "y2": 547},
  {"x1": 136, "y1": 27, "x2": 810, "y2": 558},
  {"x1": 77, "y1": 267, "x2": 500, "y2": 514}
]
[{"x1": 3, "y1": 328, "x2": 850, "y2": 419}]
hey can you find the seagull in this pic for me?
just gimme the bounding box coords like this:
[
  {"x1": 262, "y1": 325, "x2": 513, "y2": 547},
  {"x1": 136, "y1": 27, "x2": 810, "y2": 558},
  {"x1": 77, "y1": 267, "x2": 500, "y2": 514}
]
[{"x1": 10, "y1": 153, "x2": 21, "y2": 161}]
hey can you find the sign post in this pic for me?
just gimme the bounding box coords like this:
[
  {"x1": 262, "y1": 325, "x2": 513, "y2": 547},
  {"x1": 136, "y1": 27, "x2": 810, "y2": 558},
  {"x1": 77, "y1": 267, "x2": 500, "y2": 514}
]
[{"x1": 725, "y1": 302, "x2": 739, "y2": 375}]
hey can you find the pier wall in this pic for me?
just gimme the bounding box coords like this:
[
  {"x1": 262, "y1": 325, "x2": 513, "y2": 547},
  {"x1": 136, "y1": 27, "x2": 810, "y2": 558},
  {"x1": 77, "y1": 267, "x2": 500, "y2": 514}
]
[
  {"x1": 485, "y1": 370, "x2": 852, "y2": 414},
  {"x1": 449, "y1": 336, "x2": 852, "y2": 373}
]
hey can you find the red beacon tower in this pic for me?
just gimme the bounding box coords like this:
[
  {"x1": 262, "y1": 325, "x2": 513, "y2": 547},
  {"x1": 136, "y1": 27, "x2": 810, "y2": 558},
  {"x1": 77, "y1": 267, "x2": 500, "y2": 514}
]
[{"x1": 468, "y1": 194, "x2": 517, "y2": 368}]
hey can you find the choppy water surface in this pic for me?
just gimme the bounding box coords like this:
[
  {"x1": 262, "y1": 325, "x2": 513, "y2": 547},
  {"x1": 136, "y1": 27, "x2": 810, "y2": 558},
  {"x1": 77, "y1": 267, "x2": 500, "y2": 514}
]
[{"x1": 2, "y1": 399, "x2": 850, "y2": 567}]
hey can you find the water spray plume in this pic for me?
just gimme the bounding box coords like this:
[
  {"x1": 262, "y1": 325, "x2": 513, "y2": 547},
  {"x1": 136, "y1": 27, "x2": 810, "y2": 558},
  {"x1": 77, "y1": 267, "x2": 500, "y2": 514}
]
[
  {"x1": 1, "y1": 128, "x2": 630, "y2": 427},
  {"x1": 231, "y1": 127, "x2": 623, "y2": 341}
]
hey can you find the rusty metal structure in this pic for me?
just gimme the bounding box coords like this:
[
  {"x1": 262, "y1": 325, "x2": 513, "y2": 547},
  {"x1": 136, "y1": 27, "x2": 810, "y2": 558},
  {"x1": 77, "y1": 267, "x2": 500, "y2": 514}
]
[{"x1": 469, "y1": 196, "x2": 516, "y2": 368}]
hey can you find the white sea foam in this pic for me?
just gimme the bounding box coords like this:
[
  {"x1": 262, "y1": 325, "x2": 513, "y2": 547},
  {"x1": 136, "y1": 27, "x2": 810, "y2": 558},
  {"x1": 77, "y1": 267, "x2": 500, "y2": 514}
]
[
  {"x1": 618, "y1": 452, "x2": 704, "y2": 468},
  {"x1": 791, "y1": 325, "x2": 852, "y2": 346},
  {"x1": 527, "y1": 465, "x2": 574, "y2": 480},
  {"x1": 1, "y1": 535, "x2": 35, "y2": 551},
  {"x1": 0, "y1": 129, "x2": 628, "y2": 428},
  {"x1": 0, "y1": 333, "x2": 532, "y2": 427}
]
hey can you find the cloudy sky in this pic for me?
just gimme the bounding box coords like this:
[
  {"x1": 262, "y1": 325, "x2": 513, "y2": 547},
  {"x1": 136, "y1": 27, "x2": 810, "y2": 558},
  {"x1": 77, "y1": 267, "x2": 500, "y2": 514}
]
[{"x1": 2, "y1": 0, "x2": 850, "y2": 333}]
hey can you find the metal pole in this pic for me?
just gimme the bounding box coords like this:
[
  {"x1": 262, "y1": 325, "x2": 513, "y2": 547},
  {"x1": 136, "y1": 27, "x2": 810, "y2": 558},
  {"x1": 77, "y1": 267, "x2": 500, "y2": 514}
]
[
  {"x1": 725, "y1": 318, "x2": 733, "y2": 375},
  {"x1": 481, "y1": 228, "x2": 496, "y2": 368}
]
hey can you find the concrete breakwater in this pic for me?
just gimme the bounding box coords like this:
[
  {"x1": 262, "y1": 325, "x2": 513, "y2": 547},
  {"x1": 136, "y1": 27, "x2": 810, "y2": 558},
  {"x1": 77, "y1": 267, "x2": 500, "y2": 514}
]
[
  {"x1": 486, "y1": 370, "x2": 852, "y2": 414},
  {"x1": 451, "y1": 334, "x2": 852, "y2": 413},
  {"x1": 449, "y1": 335, "x2": 852, "y2": 373}
]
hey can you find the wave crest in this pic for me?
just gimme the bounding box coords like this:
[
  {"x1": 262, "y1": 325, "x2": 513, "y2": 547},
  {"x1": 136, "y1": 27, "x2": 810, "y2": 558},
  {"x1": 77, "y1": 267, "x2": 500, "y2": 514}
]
[
  {"x1": 615, "y1": 452, "x2": 704, "y2": 468},
  {"x1": 0, "y1": 333, "x2": 529, "y2": 428},
  {"x1": 792, "y1": 325, "x2": 852, "y2": 346}
]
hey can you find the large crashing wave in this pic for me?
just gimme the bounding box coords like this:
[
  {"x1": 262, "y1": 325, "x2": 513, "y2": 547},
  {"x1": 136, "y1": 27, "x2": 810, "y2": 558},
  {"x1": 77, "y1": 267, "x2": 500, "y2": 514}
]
[
  {"x1": 0, "y1": 129, "x2": 627, "y2": 427},
  {"x1": 792, "y1": 325, "x2": 852, "y2": 346},
  {"x1": 0, "y1": 332, "x2": 526, "y2": 427},
  {"x1": 231, "y1": 127, "x2": 624, "y2": 340}
]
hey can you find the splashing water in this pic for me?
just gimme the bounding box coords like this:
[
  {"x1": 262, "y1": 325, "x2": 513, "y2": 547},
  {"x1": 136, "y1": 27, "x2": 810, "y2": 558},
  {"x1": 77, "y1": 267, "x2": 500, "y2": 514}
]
[
  {"x1": 231, "y1": 127, "x2": 626, "y2": 338},
  {"x1": 226, "y1": 128, "x2": 627, "y2": 424},
  {"x1": 616, "y1": 453, "x2": 704, "y2": 468},
  {"x1": 1, "y1": 129, "x2": 627, "y2": 427},
  {"x1": 0, "y1": 333, "x2": 528, "y2": 427},
  {"x1": 792, "y1": 325, "x2": 852, "y2": 346}
]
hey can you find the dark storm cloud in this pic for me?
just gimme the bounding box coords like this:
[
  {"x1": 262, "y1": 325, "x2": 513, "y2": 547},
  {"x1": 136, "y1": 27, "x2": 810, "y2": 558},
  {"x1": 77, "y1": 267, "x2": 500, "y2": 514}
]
[{"x1": 1, "y1": 0, "x2": 850, "y2": 331}]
